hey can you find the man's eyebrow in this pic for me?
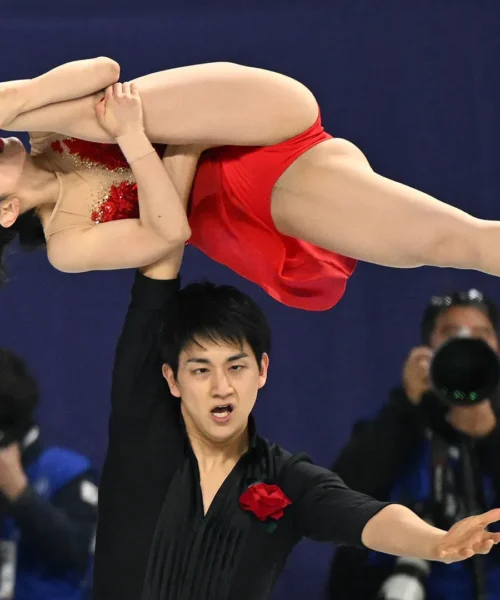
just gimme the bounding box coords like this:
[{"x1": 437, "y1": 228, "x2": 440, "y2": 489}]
[{"x1": 185, "y1": 352, "x2": 249, "y2": 365}]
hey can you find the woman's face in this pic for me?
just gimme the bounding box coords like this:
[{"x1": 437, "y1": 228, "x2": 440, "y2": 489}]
[{"x1": 0, "y1": 137, "x2": 27, "y2": 227}]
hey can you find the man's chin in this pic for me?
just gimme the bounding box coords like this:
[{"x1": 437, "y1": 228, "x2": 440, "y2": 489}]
[{"x1": 204, "y1": 420, "x2": 247, "y2": 444}]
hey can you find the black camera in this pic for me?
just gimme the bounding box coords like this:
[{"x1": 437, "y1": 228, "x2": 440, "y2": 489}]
[{"x1": 430, "y1": 334, "x2": 500, "y2": 406}]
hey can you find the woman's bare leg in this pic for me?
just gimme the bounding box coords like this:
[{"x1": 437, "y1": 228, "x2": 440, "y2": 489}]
[
  {"x1": 271, "y1": 138, "x2": 496, "y2": 275},
  {"x1": 6, "y1": 63, "x2": 318, "y2": 147},
  {"x1": 132, "y1": 62, "x2": 318, "y2": 145}
]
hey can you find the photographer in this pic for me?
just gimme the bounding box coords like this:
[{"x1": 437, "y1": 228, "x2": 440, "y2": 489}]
[
  {"x1": 0, "y1": 348, "x2": 98, "y2": 600},
  {"x1": 328, "y1": 290, "x2": 500, "y2": 600}
]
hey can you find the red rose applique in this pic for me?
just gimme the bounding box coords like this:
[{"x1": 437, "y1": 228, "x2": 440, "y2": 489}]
[{"x1": 239, "y1": 483, "x2": 291, "y2": 531}]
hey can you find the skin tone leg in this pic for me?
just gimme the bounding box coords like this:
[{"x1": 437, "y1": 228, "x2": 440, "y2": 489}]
[
  {"x1": 3, "y1": 62, "x2": 319, "y2": 146},
  {"x1": 271, "y1": 138, "x2": 497, "y2": 274},
  {"x1": 3, "y1": 59, "x2": 500, "y2": 278}
]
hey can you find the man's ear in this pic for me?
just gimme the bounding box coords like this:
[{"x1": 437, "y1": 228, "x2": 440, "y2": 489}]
[
  {"x1": 258, "y1": 353, "x2": 269, "y2": 390},
  {"x1": 162, "y1": 364, "x2": 181, "y2": 398}
]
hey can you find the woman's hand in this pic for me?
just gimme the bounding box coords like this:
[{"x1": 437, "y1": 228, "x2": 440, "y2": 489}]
[{"x1": 95, "y1": 82, "x2": 144, "y2": 138}]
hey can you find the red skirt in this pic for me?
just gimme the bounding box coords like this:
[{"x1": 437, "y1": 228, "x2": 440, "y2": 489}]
[{"x1": 188, "y1": 114, "x2": 357, "y2": 311}]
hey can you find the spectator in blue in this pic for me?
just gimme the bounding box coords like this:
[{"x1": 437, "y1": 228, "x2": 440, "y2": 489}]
[{"x1": 0, "y1": 347, "x2": 97, "y2": 600}]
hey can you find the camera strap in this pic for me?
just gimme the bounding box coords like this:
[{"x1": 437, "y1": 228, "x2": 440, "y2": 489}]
[{"x1": 430, "y1": 434, "x2": 464, "y2": 527}]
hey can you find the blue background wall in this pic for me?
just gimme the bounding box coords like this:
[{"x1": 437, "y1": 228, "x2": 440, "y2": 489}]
[{"x1": 2, "y1": 1, "x2": 500, "y2": 597}]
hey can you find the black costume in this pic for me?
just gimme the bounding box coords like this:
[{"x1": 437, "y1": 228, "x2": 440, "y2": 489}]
[{"x1": 93, "y1": 272, "x2": 389, "y2": 600}]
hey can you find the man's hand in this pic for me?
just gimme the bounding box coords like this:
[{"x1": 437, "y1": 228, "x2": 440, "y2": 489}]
[
  {"x1": 363, "y1": 504, "x2": 500, "y2": 563},
  {"x1": 432, "y1": 508, "x2": 500, "y2": 563},
  {"x1": 0, "y1": 443, "x2": 28, "y2": 501},
  {"x1": 402, "y1": 346, "x2": 433, "y2": 405}
]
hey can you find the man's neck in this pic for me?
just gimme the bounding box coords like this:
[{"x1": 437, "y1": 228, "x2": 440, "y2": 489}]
[{"x1": 184, "y1": 418, "x2": 250, "y2": 472}]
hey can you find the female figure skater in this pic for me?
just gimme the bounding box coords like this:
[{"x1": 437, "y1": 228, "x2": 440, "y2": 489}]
[
  {"x1": 0, "y1": 57, "x2": 494, "y2": 309},
  {"x1": 0, "y1": 58, "x2": 193, "y2": 279}
]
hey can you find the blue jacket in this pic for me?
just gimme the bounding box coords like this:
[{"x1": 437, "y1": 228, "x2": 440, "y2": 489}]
[
  {"x1": 0, "y1": 431, "x2": 97, "y2": 600},
  {"x1": 369, "y1": 437, "x2": 500, "y2": 600}
]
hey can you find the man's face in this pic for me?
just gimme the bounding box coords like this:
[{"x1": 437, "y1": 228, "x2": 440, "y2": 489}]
[
  {"x1": 163, "y1": 338, "x2": 268, "y2": 444},
  {"x1": 430, "y1": 306, "x2": 499, "y2": 437},
  {"x1": 429, "y1": 306, "x2": 498, "y2": 352}
]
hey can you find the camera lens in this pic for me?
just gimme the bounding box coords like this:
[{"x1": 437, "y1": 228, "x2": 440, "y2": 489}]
[{"x1": 430, "y1": 337, "x2": 499, "y2": 405}]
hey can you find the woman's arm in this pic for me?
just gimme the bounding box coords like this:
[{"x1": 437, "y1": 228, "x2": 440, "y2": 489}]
[
  {"x1": 44, "y1": 83, "x2": 201, "y2": 273},
  {"x1": 46, "y1": 86, "x2": 198, "y2": 273},
  {"x1": 46, "y1": 143, "x2": 200, "y2": 271},
  {"x1": 115, "y1": 130, "x2": 191, "y2": 244},
  {"x1": 45, "y1": 141, "x2": 198, "y2": 272},
  {"x1": 0, "y1": 57, "x2": 120, "y2": 129},
  {"x1": 49, "y1": 145, "x2": 201, "y2": 273},
  {"x1": 98, "y1": 83, "x2": 192, "y2": 243},
  {"x1": 47, "y1": 219, "x2": 189, "y2": 273}
]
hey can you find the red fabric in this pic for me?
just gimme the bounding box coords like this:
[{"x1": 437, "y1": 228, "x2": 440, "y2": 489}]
[
  {"x1": 189, "y1": 114, "x2": 357, "y2": 311},
  {"x1": 239, "y1": 483, "x2": 292, "y2": 522}
]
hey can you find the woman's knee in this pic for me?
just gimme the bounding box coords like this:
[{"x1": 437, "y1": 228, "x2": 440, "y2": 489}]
[{"x1": 215, "y1": 62, "x2": 319, "y2": 138}]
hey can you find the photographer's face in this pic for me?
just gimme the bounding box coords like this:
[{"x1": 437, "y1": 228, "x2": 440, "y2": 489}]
[
  {"x1": 429, "y1": 306, "x2": 499, "y2": 352},
  {"x1": 430, "y1": 306, "x2": 499, "y2": 438}
]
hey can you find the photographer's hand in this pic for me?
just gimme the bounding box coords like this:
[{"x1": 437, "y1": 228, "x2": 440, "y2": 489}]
[
  {"x1": 0, "y1": 443, "x2": 28, "y2": 501},
  {"x1": 402, "y1": 346, "x2": 433, "y2": 405}
]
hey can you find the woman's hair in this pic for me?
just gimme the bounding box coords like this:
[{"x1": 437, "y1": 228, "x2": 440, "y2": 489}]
[{"x1": 0, "y1": 196, "x2": 46, "y2": 285}]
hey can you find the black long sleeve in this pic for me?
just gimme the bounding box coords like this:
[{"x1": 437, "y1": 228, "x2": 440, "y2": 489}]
[
  {"x1": 281, "y1": 458, "x2": 390, "y2": 547},
  {"x1": 93, "y1": 272, "x2": 183, "y2": 600},
  {"x1": 4, "y1": 471, "x2": 97, "y2": 572},
  {"x1": 332, "y1": 388, "x2": 426, "y2": 499}
]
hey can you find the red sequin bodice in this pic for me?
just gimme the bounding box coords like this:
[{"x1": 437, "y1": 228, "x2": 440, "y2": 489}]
[{"x1": 34, "y1": 135, "x2": 165, "y2": 232}]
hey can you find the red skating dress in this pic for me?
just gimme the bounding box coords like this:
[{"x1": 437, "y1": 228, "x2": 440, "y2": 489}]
[
  {"x1": 31, "y1": 118, "x2": 356, "y2": 311},
  {"x1": 188, "y1": 114, "x2": 356, "y2": 310}
]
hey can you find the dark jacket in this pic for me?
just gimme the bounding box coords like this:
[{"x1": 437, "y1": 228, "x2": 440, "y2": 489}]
[{"x1": 328, "y1": 388, "x2": 500, "y2": 599}]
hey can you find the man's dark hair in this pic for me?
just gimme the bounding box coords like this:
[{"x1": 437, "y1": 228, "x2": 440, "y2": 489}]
[
  {"x1": 420, "y1": 289, "x2": 498, "y2": 345},
  {"x1": 160, "y1": 281, "x2": 271, "y2": 377},
  {"x1": 0, "y1": 348, "x2": 39, "y2": 442}
]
